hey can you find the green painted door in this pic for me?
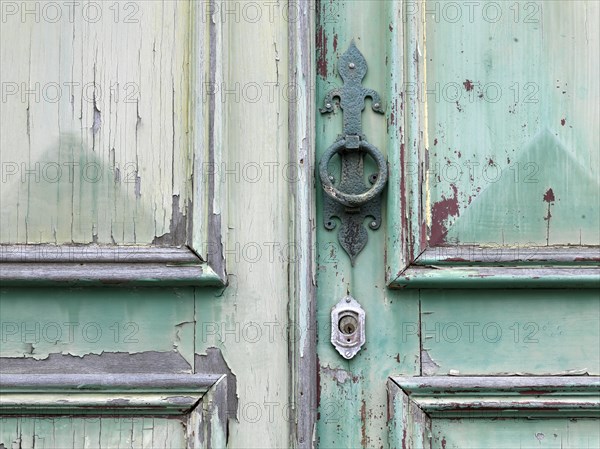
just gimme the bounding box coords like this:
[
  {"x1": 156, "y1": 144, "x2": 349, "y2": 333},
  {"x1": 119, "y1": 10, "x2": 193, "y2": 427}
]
[
  {"x1": 1, "y1": 1, "x2": 599, "y2": 448},
  {"x1": 1, "y1": 1, "x2": 302, "y2": 447},
  {"x1": 315, "y1": 1, "x2": 599, "y2": 448}
]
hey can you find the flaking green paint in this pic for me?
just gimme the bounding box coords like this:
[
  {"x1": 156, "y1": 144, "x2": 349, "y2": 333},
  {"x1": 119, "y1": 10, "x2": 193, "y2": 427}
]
[
  {"x1": 316, "y1": 2, "x2": 420, "y2": 448},
  {"x1": 316, "y1": 1, "x2": 599, "y2": 447}
]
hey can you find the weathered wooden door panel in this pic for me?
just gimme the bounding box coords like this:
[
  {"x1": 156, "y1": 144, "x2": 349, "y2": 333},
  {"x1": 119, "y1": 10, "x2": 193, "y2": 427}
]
[
  {"x1": 1, "y1": 0, "x2": 295, "y2": 447},
  {"x1": 315, "y1": 1, "x2": 600, "y2": 448},
  {"x1": 0, "y1": 287, "x2": 196, "y2": 364},
  {"x1": 424, "y1": 0, "x2": 599, "y2": 247},
  {"x1": 388, "y1": 376, "x2": 600, "y2": 449},
  {"x1": 430, "y1": 419, "x2": 600, "y2": 449},
  {"x1": 0, "y1": 417, "x2": 188, "y2": 449},
  {"x1": 1, "y1": 1, "x2": 193, "y2": 246},
  {"x1": 419, "y1": 290, "x2": 600, "y2": 376}
]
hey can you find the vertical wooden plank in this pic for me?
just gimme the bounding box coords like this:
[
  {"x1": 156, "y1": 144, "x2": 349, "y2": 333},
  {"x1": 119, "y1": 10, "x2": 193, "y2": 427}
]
[
  {"x1": 193, "y1": 0, "x2": 292, "y2": 447},
  {"x1": 83, "y1": 418, "x2": 101, "y2": 449},
  {"x1": 140, "y1": 418, "x2": 154, "y2": 449},
  {"x1": 288, "y1": 1, "x2": 317, "y2": 448},
  {"x1": 99, "y1": 418, "x2": 121, "y2": 449},
  {"x1": 32, "y1": 418, "x2": 55, "y2": 449},
  {"x1": 0, "y1": 417, "x2": 20, "y2": 448},
  {"x1": 16, "y1": 418, "x2": 34, "y2": 449},
  {"x1": 386, "y1": 0, "x2": 410, "y2": 280},
  {"x1": 167, "y1": 419, "x2": 187, "y2": 449},
  {"x1": 53, "y1": 418, "x2": 75, "y2": 449},
  {"x1": 387, "y1": 379, "x2": 407, "y2": 449},
  {"x1": 315, "y1": 1, "x2": 421, "y2": 448}
]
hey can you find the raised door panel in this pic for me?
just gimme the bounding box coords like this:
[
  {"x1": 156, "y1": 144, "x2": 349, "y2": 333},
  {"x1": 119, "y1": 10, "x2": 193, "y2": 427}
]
[{"x1": 0, "y1": 1, "x2": 226, "y2": 285}]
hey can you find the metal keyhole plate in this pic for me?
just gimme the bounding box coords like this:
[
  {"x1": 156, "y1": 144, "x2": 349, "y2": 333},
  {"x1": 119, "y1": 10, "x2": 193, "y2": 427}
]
[{"x1": 331, "y1": 296, "x2": 365, "y2": 359}]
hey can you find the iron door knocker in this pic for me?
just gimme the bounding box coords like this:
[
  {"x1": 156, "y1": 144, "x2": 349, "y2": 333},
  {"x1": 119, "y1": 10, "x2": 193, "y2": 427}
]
[{"x1": 319, "y1": 42, "x2": 388, "y2": 265}]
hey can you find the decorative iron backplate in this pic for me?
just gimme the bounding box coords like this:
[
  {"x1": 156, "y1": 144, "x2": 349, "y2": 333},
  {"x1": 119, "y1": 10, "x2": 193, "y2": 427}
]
[{"x1": 319, "y1": 42, "x2": 388, "y2": 265}]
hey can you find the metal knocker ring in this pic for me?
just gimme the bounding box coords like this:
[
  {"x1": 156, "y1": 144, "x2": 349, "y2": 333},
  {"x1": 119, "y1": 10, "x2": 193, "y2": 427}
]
[{"x1": 319, "y1": 139, "x2": 388, "y2": 208}]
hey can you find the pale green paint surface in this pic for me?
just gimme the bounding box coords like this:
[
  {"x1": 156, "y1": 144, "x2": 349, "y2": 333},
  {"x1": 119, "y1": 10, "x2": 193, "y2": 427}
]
[
  {"x1": 1, "y1": 0, "x2": 295, "y2": 446},
  {"x1": 191, "y1": 3, "x2": 293, "y2": 446},
  {"x1": 316, "y1": 1, "x2": 600, "y2": 448},
  {"x1": 431, "y1": 418, "x2": 600, "y2": 449},
  {"x1": 420, "y1": 290, "x2": 600, "y2": 375},
  {"x1": 0, "y1": 1, "x2": 193, "y2": 245},
  {"x1": 426, "y1": 0, "x2": 599, "y2": 246},
  {"x1": 316, "y1": 2, "x2": 420, "y2": 448},
  {"x1": 0, "y1": 287, "x2": 195, "y2": 367},
  {"x1": 0, "y1": 417, "x2": 186, "y2": 448}
]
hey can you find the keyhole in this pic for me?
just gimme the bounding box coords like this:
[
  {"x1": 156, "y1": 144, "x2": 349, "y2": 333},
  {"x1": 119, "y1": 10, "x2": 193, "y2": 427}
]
[{"x1": 339, "y1": 315, "x2": 358, "y2": 336}]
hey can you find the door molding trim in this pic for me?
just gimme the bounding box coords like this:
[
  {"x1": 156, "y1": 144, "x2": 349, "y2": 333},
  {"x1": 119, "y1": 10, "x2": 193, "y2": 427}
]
[
  {"x1": 1, "y1": 373, "x2": 230, "y2": 448},
  {"x1": 388, "y1": 376, "x2": 600, "y2": 447},
  {"x1": 289, "y1": 2, "x2": 317, "y2": 447},
  {"x1": 385, "y1": 2, "x2": 600, "y2": 289},
  {"x1": 0, "y1": 245, "x2": 223, "y2": 286},
  {"x1": 0, "y1": 373, "x2": 221, "y2": 415}
]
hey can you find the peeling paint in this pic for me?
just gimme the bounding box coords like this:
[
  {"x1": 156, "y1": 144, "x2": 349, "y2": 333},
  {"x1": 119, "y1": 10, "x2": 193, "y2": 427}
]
[
  {"x1": 430, "y1": 184, "x2": 459, "y2": 245},
  {"x1": 320, "y1": 364, "x2": 358, "y2": 384},
  {"x1": 544, "y1": 188, "x2": 555, "y2": 245},
  {"x1": 421, "y1": 349, "x2": 441, "y2": 376},
  {"x1": 1, "y1": 2, "x2": 193, "y2": 245},
  {"x1": 195, "y1": 348, "x2": 238, "y2": 423},
  {"x1": 316, "y1": 26, "x2": 328, "y2": 78}
]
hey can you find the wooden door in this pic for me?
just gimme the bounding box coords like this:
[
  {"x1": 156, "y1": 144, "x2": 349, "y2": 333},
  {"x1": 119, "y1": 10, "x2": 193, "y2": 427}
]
[
  {"x1": 315, "y1": 1, "x2": 599, "y2": 448},
  {"x1": 1, "y1": 1, "x2": 312, "y2": 447}
]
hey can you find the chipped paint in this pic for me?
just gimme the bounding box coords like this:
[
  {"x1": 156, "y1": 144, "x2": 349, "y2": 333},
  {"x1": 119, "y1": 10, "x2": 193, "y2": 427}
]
[
  {"x1": 430, "y1": 184, "x2": 459, "y2": 245},
  {"x1": 544, "y1": 188, "x2": 555, "y2": 245},
  {"x1": 1, "y1": 2, "x2": 193, "y2": 245},
  {"x1": 425, "y1": 1, "x2": 599, "y2": 247},
  {"x1": 316, "y1": 25, "x2": 328, "y2": 78}
]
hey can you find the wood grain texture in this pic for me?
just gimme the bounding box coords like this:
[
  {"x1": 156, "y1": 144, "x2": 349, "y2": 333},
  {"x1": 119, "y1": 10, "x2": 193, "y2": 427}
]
[
  {"x1": 0, "y1": 1, "x2": 194, "y2": 245},
  {"x1": 0, "y1": 287, "x2": 196, "y2": 365},
  {"x1": 288, "y1": 2, "x2": 317, "y2": 447},
  {"x1": 385, "y1": 0, "x2": 600, "y2": 285},
  {"x1": 315, "y1": 2, "x2": 421, "y2": 448},
  {"x1": 425, "y1": 0, "x2": 599, "y2": 246},
  {"x1": 0, "y1": 373, "x2": 218, "y2": 415},
  {"x1": 0, "y1": 416, "x2": 187, "y2": 448},
  {"x1": 431, "y1": 418, "x2": 600, "y2": 449},
  {"x1": 193, "y1": 1, "x2": 293, "y2": 447},
  {"x1": 394, "y1": 265, "x2": 600, "y2": 288}
]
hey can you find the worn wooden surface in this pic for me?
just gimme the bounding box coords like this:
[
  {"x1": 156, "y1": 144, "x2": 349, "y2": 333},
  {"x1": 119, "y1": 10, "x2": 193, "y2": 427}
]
[
  {"x1": 0, "y1": 286, "x2": 196, "y2": 364},
  {"x1": 0, "y1": 373, "x2": 218, "y2": 415},
  {"x1": 2, "y1": 0, "x2": 295, "y2": 446},
  {"x1": 2, "y1": 1, "x2": 599, "y2": 447},
  {"x1": 288, "y1": 2, "x2": 317, "y2": 447},
  {"x1": 420, "y1": 290, "x2": 600, "y2": 376},
  {"x1": 0, "y1": 1, "x2": 193, "y2": 245},
  {"x1": 192, "y1": 1, "x2": 293, "y2": 447},
  {"x1": 316, "y1": 1, "x2": 599, "y2": 448},
  {"x1": 389, "y1": 376, "x2": 600, "y2": 448},
  {"x1": 425, "y1": 0, "x2": 599, "y2": 246},
  {"x1": 0, "y1": 417, "x2": 187, "y2": 448},
  {"x1": 315, "y1": 1, "x2": 421, "y2": 448},
  {"x1": 431, "y1": 419, "x2": 600, "y2": 449}
]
